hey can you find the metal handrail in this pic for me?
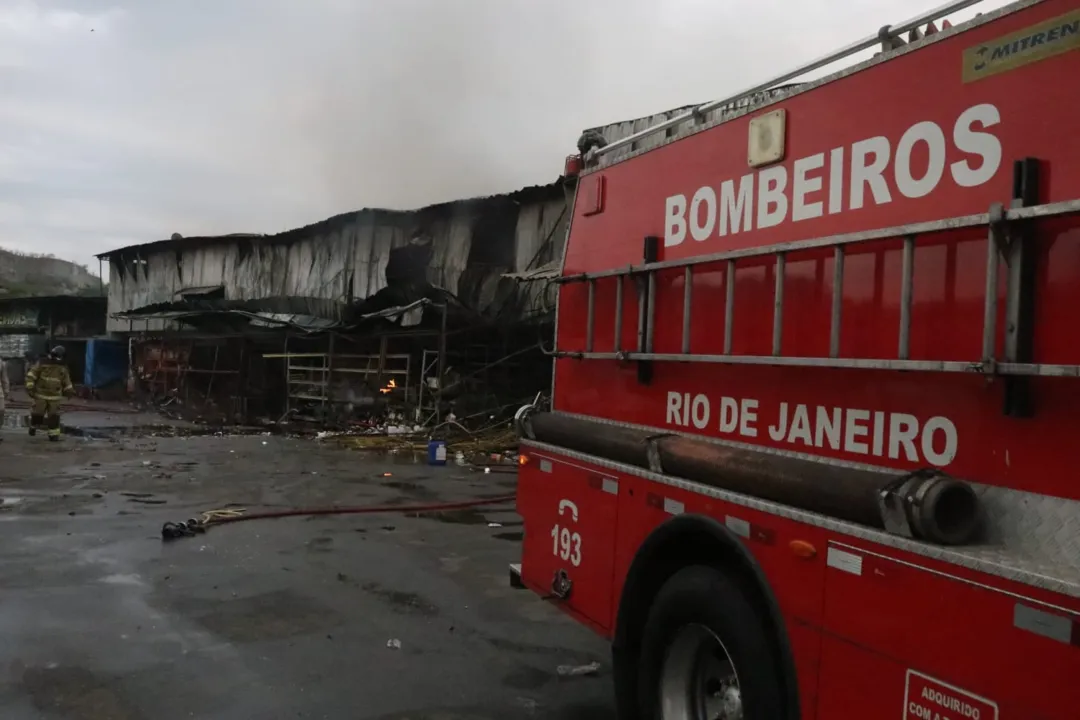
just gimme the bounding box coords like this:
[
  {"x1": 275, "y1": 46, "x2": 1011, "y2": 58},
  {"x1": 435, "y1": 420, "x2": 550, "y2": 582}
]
[
  {"x1": 591, "y1": 0, "x2": 988, "y2": 160},
  {"x1": 555, "y1": 198, "x2": 1080, "y2": 283}
]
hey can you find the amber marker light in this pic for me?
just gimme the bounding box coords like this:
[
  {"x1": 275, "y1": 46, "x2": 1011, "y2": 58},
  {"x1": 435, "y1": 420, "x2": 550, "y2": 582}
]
[{"x1": 789, "y1": 540, "x2": 817, "y2": 559}]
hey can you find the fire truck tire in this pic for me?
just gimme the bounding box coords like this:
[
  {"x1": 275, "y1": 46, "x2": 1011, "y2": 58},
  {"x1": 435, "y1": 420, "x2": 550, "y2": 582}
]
[{"x1": 636, "y1": 565, "x2": 784, "y2": 720}]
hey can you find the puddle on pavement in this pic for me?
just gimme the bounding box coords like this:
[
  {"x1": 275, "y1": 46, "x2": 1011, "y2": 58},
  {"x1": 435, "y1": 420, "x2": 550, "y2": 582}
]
[
  {"x1": 360, "y1": 581, "x2": 439, "y2": 616},
  {"x1": 169, "y1": 589, "x2": 341, "y2": 644},
  {"x1": 380, "y1": 480, "x2": 437, "y2": 498},
  {"x1": 20, "y1": 664, "x2": 137, "y2": 719}
]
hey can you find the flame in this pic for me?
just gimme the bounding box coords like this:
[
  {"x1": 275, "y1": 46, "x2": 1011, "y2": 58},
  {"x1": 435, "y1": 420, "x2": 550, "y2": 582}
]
[{"x1": 379, "y1": 379, "x2": 397, "y2": 395}]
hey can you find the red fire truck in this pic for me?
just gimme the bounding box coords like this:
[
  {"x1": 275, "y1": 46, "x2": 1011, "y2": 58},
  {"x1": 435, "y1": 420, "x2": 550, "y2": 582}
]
[{"x1": 511, "y1": 0, "x2": 1080, "y2": 717}]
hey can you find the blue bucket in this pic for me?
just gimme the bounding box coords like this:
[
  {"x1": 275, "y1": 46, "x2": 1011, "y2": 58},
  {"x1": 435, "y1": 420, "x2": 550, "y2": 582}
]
[{"x1": 427, "y1": 439, "x2": 448, "y2": 466}]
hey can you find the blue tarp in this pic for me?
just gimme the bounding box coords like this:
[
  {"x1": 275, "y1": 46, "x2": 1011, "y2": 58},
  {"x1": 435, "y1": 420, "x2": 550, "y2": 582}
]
[{"x1": 84, "y1": 338, "x2": 127, "y2": 388}]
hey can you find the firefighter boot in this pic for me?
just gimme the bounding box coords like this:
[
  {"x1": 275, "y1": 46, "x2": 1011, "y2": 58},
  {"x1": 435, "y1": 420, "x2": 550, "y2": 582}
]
[
  {"x1": 47, "y1": 414, "x2": 61, "y2": 442},
  {"x1": 28, "y1": 413, "x2": 42, "y2": 437}
]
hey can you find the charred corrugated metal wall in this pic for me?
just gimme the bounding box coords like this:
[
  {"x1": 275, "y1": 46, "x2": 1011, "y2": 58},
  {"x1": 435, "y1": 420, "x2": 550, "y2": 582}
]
[{"x1": 105, "y1": 183, "x2": 568, "y2": 333}]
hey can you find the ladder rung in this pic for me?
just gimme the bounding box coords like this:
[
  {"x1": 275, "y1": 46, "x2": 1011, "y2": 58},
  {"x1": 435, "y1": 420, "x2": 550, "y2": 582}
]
[
  {"x1": 682, "y1": 266, "x2": 693, "y2": 354},
  {"x1": 1003, "y1": 198, "x2": 1027, "y2": 363},
  {"x1": 898, "y1": 235, "x2": 915, "y2": 360},
  {"x1": 645, "y1": 271, "x2": 657, "y2": 353},
  {"x1": 614, "y1": 276, "x2": 624, "y2": 353},
  {"x1": 585, "y1": 279, "x2": 595, "y2": 353},
  {"x1": 636, "y1": 275, "x2": 647, "y2": 352},
  {"x1": 773, "y1": 254, "x2": 785, "y2": 356},
  {"x1": 830, "y1": 246, "x2": 844, "y2": 358},
  {"x1": 982, "y1": 203, "x2": 1003, "y2": 361},
  {"x1": 724, "y1": 260, "x2": 735, "y2": 354}
]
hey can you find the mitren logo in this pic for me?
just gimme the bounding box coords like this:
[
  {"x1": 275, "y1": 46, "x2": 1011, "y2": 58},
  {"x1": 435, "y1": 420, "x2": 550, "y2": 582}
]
[{"x1": 664, "y1": 103, "x2": 1002, "y2": 248}]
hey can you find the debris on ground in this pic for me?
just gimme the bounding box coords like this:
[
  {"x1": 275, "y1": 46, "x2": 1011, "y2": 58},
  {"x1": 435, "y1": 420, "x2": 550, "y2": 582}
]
[
  {"x1": 386, "y1": 638, "x2": 402, "y2": 650},
  {"x1": 556, "y1": 662, "x2": 601, "y2": 677}
]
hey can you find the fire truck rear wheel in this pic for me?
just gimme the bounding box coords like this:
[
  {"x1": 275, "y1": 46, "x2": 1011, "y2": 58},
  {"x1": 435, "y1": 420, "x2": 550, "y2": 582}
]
[{"x1": 637, "y1": 565, "x2": 783, "y2": 720}]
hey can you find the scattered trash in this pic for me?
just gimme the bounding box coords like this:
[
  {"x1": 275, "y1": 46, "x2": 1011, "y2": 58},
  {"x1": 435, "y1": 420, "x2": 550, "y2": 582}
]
[
  {"x1": 557, "y1": 662, "x2": 601, "y2": 677},
  {"x1": 382, "y1": 472, "x2": 393, "y2": 477},
  {"x1": 428, "y1": 439, "x2": 448, "y2": 466},
  {"x1": 484, "y1": 467, "x2": 491, "y2": 474},
  {"x1": 488, "y1": 522, "x2": 503, "y2": 528},
  {"x1": 386, "y1": 638, "x2": 402, "y2": 650}
]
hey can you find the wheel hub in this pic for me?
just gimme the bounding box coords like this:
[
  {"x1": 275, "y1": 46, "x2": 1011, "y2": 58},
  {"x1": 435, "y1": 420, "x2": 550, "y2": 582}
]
[{"x1": 659, "y1": 624, "x2": 743, "y2": 720}]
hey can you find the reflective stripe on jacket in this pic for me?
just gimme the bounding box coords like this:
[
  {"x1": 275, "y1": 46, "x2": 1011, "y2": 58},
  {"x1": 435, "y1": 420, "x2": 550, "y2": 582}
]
[{"x1": 26, "y1": 361, "x2": 73, "y2": 400}]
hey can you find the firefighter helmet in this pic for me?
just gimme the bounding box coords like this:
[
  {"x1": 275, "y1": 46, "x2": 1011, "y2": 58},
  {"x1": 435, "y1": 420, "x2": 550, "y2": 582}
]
[{"x1": 49, "y1": 345, "x2": 65, "y2": 360}]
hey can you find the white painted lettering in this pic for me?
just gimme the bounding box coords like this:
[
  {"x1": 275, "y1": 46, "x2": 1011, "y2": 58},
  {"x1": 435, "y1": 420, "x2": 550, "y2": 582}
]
[
  {"x1": 661, "y1": 104, "x2": 1002, "y2": 244},
  {"x1": 888, "y1": 413, "x2": 919, "y2": 461},
  {"x1": 828, "y1": 146, "x2": 844, "y2": 215},
  {"x1": 689, "y1": 187, "x2": 717, "y2": 242},
  {"x1": 665, "y1": 194, "x2": 687, "y2": 247},
  {"x1": 792, "y1": 153, "x2": 825, "y2": 222},
  {"x1": 951, "y1": 103, "x2": 1002, "y2": 188},
  {"x1": 719, "y1": 175, "x2": 754, "y2": 236},
  {"x1": 844, "y1": 408, "x2": 871, "y2": 454},
  {"x1": 740, "y1": 399, "x2": 759, "y2": 438},
  {"x1": 768, "y1": 402, "x2": 788, "y2": 441},
  {"x1": 787, "y1": 404, "x2": 812, "y2": 446},
  {"x1": 757, "y1": 166, "x2": 788, "y2": 229},
  {"x1": 690, "y1": 394, "x2": 710, "y2": 429},
  {"x1": 815, "y1": 406, "x2": 841, "y2": 449},
  {"x1": 666, "y1": 391, "x2": 682, "y2": 426},
  {"x1": 895, "y1": 121, "x2": 947, "y2": 199},
  {"x1": 921, "y1": 416, "x2": 959, "y2": 467},
  {"x1": 660, "y1": 397, "x2": 959, "y2": 468},
  {"x1": 719, "y1": 397, "x2": 739, "y2": 433},
  {"x1": 872, "y1": 410, "x2": 885, "y2": 456},
  {"x1": 850, "y1": 137, "x2": 892, "y2": 210}
]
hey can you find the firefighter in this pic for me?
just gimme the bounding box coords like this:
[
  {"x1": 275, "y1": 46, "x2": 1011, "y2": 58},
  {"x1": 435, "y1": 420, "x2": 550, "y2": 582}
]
[{"x1": 26, "y1": 346, "x2": 74, "y2": 442}]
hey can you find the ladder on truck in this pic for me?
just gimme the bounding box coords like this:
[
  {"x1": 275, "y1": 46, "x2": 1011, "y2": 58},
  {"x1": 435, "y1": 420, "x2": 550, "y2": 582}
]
[{"x1": 555, "y1": 0, "x2": 1080, "y2": 384}]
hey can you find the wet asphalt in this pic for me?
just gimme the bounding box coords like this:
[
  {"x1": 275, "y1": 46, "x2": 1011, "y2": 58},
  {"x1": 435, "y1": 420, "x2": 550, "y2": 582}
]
[{"x1": 0, "y1": 426, "x2": 613, "y2": 720}]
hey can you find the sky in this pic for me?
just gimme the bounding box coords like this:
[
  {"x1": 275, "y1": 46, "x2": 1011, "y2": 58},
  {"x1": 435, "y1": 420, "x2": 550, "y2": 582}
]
[{"x1": 0, "y1": 0, "x2": 1009, "y2": 276}]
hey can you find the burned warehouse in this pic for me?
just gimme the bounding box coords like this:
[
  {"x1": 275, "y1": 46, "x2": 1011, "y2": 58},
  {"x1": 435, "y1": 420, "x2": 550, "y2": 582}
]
[{"x1": 98, "y1": 180, "x2": 570, "y2": 427}]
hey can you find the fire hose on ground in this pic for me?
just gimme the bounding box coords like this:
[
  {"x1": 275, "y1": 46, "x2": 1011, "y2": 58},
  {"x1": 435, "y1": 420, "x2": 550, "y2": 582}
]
[
  {"x1": 161, "y1": 494, "x2": 517, "y2": 540},
  {"x1": 517, "y1": 410, "x2": 980, "y2": 546}
]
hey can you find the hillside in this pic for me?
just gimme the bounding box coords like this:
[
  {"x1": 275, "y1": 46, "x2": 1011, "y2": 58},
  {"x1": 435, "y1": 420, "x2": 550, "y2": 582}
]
[{"x1": 0, "y1": 246, "x2": 103, "y2": 298}]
